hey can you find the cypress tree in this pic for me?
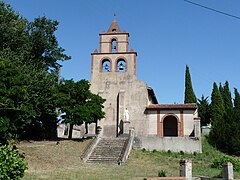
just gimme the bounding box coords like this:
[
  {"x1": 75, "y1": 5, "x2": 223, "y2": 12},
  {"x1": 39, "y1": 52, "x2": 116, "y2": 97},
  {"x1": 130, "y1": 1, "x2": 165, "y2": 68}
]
[
  {"x1": 234, "y1": 88, "x2": 240, "y2": 113},
  {"x1": 184, "y1": 65, "x2": 197, "y2": 104},
  {"x1": 209, "y1": 82, "x2": 226, "y2": 150},
  {"x1": 219, "y1": 83, "x2": 223, "y2": 95},
  {"x1": 220, "y1": 81, "x2": 234, "y2": 152},
  {"x1": 229, "y1": 88, "x2": 240, "y2": 155},
  {"x1": 222, "y1": 81, "x2": 234, "y2": 116}
]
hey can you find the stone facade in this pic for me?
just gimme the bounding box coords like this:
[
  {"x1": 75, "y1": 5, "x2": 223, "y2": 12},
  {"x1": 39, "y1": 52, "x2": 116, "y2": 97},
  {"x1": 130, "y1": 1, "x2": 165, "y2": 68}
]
[{"x1": 89, "y1": 20, "x2": 202, "y2": 152}]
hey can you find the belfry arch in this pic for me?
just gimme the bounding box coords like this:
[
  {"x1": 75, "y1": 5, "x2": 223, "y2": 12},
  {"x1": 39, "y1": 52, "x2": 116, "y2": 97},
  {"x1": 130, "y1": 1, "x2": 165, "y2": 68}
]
[
  {"x1": 116, "y1": 58, "x2": 126, "y2": 72},
  {"x1": 101, "y1": 58, "x2": 111, "y2": 72},
  {"x1": 111, "y1": 38, "x2": 117, "y2": 53}
]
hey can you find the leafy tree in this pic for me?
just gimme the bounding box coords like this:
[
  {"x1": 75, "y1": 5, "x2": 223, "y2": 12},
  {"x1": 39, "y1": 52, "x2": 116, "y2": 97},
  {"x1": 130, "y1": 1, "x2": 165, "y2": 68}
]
[
  {"x1": 197, "y1": 95, "x2": 210, "y2": 126},
  {"x1": 184, "y1": 65, "x2": 197, "y2": 103},
  {"x1": 0, "y1": 53, "x2": 33, "y2": 143},
  {"x1": 28, "y1": 16, "x2": 70, "y2": 71},
  {"x1": 0, "y1": 2, "x2": 70, "y2": 143},
  {"x1": 57, "y1": 79, "x2": 105, "y2": 139}
]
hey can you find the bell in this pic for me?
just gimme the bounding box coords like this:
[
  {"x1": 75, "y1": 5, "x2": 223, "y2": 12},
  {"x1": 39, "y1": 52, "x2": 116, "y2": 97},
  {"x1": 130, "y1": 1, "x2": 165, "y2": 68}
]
[
  {"x1": 119, "y1": 62, "x2": 124, "y2": 70},
  {"x1": 104, "y1": 64, "x2": 110, "y2": 71}
]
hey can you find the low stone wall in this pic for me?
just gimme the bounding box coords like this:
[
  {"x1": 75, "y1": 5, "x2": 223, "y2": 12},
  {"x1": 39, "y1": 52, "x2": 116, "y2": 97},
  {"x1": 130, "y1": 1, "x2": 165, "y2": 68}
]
[
  {"x1": 134, "y1": 136, "x2": 202, "y2": 153},
  {"x1": 57, "y1": 123, "x2": 96, "y2": 139}
]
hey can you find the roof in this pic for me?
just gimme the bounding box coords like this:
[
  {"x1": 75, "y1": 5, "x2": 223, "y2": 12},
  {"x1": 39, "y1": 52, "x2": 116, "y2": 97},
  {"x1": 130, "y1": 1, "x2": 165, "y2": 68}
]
[
  {"x1": 146, "y1": 103, "x2": 197, "y2": 110},
  {"x1": 108, "y1": 19, "x2": 121, "y2": 32}
]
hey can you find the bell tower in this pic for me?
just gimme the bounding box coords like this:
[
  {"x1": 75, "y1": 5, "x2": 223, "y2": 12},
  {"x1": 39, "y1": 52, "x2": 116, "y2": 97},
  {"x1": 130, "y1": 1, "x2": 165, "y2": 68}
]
[
  {"x1": 90, "y1": 20, "x2": 148, "y2": 137},
  {"x1": 91, "y1": 19, "x2": 137, "y2": 80}
]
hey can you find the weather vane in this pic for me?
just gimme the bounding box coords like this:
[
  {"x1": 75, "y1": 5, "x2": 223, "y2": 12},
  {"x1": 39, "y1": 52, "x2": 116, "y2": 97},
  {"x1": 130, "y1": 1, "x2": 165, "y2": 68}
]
[{"x1": 114, "y1": 13, "x2": 117, "y2": 19}]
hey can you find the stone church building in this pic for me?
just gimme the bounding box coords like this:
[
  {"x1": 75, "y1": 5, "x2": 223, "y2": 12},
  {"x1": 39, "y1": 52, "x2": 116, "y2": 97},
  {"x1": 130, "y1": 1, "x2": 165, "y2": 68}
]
[{"x1": 88, "y1": 20, "x2": 202, "y2": 153}]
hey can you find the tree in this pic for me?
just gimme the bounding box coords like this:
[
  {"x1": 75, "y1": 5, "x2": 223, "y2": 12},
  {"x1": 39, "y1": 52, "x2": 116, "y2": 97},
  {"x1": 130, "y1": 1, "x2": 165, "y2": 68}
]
[
  {"x1": 57, "y1": 79, "x2": 105, "y2": 139},
  {"x1": 234, "y1": 88, "x2": 240, "y2": 114},
  {"x1": 0, "y1": 2, "x2": 70, "y2": 143},
  {"x1": 184, "y1": 65, "x2": 197, "y2": 103},
  {"x1": 209, "y1": 82, "x2": 226, "y2": 150},
  {"x1": 219, "y1": 83, "x2": 223, "y2": 95},
  {"x1": 197, "y1": 95, "x2": 210, "y2": 126},
  {"x1": 221, "y1": 81, "x2": 234, "y2": 116},
  {"x1": 230, "y1": 88, "x2": 240, "y2": 155},
  {"x1": 0, "y1": 53, "x2": 33, "y2": 143}
]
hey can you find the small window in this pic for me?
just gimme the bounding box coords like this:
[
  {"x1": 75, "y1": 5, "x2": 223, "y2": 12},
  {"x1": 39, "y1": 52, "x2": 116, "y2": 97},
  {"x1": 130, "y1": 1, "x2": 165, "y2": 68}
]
[
  {"x1": 111, "y1": 39, "x2": 117, "y2": 53},
  {"x1": 112, "y1": 29, "x2": 116, "y2": 32},
  {"x1": 117, "y1": 59, "x2": 126, "y2": 72},
  {"x1": 102, "y1": 59, "x2": 111, "y2": 72}
]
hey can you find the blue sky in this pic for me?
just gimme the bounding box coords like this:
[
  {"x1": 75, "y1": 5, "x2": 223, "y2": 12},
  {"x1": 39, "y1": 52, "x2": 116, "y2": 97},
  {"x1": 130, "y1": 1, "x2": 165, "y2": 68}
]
[{"x1": 4, "y1": 0, "x2": 240, "y2": 104}]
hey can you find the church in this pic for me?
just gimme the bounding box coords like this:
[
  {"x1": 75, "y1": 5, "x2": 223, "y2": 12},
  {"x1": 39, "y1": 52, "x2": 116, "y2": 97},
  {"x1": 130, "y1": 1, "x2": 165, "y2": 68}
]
[{"x1": 89, "y1": 19, "x2": 202, "y2": 153}]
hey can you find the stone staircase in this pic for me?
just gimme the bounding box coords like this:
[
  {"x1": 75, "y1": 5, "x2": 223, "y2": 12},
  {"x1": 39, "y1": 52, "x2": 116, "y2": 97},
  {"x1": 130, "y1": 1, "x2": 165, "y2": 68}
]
[{"x1": 87, "y1": 137, "x2": 127, "y2": 163}]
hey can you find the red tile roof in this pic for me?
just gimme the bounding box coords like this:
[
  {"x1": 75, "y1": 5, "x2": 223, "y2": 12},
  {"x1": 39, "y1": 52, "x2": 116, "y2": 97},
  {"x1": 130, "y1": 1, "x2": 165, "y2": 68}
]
[{"x1": 146, "y1": 103, "x2": 197, "y2": 110}]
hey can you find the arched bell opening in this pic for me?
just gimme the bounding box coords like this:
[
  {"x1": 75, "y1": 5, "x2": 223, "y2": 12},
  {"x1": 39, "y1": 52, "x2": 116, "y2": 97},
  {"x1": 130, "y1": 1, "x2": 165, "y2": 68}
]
[
  {"x1": 111, "y1": 39, "x2": 117, "y2": 53},
  {"x1": 101, "y1": 59, "x2": 111, "y2": 72},
  {"x1": 116, "y1": 59, "x2": 126, "y2": 72}
]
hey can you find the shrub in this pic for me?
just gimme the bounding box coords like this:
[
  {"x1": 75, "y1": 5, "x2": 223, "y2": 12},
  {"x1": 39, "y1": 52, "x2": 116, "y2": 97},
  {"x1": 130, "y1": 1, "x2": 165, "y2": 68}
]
[
  {"x1": 158, "y1": 170, "x2": 166, "y2": 177},
  {"x1": 152, "y1": 149, "x2": 157, "y2": 153},
  {"x1": 0, "y1": 145, "x2": 27, "y2": 179},
  {"x1": 211, "y1": 156, "x2": 240, "y2": 171},
  {"x1": 179, "y1": 151, "x2": 184, "y2": 155}
]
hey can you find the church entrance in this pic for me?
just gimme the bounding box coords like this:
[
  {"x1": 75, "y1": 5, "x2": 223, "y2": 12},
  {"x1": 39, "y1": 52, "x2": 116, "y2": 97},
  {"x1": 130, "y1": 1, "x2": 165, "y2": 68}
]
[{"x1": 163, "y1": 116, "x2": 178, "y2": 136}]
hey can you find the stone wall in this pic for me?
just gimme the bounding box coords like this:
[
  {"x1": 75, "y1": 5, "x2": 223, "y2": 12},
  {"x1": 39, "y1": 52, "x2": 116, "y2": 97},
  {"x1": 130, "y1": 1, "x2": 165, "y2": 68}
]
[
  {"x1": 57, "y1": 123, "x2": 96, "y2": 139},
  {"x1": 134, "y1": 136, "x2": 202, "y2": 153}
]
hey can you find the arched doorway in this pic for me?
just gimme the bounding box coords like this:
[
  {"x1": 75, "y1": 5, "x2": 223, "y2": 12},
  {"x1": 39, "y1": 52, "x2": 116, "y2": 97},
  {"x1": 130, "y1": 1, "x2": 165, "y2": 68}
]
[{"x1": 163, "y1": 115, "x2": 178, "y2": 136}]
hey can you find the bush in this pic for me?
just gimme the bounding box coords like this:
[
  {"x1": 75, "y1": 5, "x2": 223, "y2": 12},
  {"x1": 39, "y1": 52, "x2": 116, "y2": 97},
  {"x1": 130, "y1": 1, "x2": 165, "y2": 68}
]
[
  {"x1": 211, "y1": 156, "x2": 240, "y2": 171},
  {"x1": 152, "y1": 149, "x2": 157, "y2": 153},
  {"x1": 179, "y1": 151, "x2": 184, "y2": 155},
  {"x1": 158, "y1": 170, "x2": 166, "y2": 177},
  {"x1": 0, "y1": 145, "x2": 27, "y2": 179}
]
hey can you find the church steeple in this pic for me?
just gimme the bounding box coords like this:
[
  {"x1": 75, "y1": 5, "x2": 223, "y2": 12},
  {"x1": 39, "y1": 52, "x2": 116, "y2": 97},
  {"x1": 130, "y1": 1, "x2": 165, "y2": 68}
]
[
  {"x1": 108, "y1": 19, "x2": 121, "y2": 33},
  {"x1": 91, "y1": 20, "x2": 137, "y2": 78},
  {"x1": 98, "y1": 20, "x2": 129, "y2": 53}
]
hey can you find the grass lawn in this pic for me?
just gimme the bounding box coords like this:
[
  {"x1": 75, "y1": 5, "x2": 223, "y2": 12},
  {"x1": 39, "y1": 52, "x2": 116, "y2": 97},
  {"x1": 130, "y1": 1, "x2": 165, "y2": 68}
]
[{"x1": 18, "y1": 136, "x2": 240, "y2": 180}]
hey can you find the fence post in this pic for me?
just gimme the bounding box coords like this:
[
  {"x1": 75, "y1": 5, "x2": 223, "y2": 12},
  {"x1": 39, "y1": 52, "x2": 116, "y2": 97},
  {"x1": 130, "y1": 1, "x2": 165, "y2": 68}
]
[
  {"x1": 222, "y1": 162, "x2": 234, "y2": 180},
  {"x1": 180, "y1": 159, "x2": 192, "y2": 179}
]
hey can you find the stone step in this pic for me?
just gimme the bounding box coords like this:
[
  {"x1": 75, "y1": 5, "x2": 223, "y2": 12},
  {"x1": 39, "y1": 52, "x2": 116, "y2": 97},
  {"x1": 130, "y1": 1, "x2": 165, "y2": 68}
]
[
  {"x1": 86, "y1": 137, "x2": 127, "y2": 164},
  {"x1": 88, "y1": 157, "x2": 118, "y2": 160}
]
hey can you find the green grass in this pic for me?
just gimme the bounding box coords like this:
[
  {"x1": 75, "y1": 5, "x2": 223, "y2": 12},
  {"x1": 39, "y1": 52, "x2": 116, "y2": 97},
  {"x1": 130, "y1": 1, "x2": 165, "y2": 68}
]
[{"x1": 18, "y1": 136, "x2": 240, "y2": 180}]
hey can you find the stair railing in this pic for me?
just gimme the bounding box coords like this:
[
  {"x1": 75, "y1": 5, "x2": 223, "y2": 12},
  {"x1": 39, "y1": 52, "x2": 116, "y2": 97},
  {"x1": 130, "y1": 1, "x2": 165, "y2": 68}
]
[{"x1": 118, "y1": 128, "x2": 135, "y2": 165}]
